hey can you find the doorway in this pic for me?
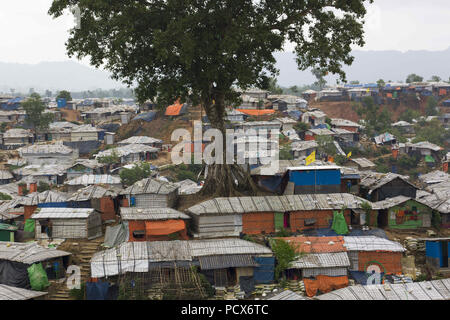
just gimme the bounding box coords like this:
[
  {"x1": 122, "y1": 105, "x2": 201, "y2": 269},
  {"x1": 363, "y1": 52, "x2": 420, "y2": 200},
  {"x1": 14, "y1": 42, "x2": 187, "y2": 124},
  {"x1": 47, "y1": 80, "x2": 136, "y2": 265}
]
[
  {"x1": 442, "y1": 241, "x2": 449, "y2": 268},
  {"x1": 377, "y1": 210, "x2": 389, "y2": 229}
]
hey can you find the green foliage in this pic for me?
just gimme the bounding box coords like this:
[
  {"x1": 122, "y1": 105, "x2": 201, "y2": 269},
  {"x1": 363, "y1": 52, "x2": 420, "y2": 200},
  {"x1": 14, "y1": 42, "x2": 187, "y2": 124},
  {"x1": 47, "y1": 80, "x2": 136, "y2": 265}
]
[
  {"x1": 37, "y1": 182, "x2": 51, "y2": 193},
  {"x1": 376, "y1": 79, "x2": 385, "y2": 87},
  {"x1": 279, "y1": 146, "x2": 294, "y2": 161},
  {"x1": 399, "y1": 109, "x2": 420, "y2": 123},
  {"x1": 0, "y1": 123, "x2": 7, "y2": 133},
  {"x1": 316, "y1": 135, "x2": 336, "y2": 157},
  {"x1": 334, "y1": 154, "x2": 348, "y2": 166},
  {"x1": 413, "y1": 119, "x2": 450, "y2": 146},
  {"x1": 268, "y1": 78, "x2": 283, "y2": 95},
  {"x1": 270, "y1": 239, "x2": 301, "y2": 281},
  {"x1": 354, "y1": 97, "x2": 391, "y2": 137},
  {"x1": 0, "y1": 192, "x2": 12, "y2": 200},
  {"x1": 275, "y1": 228, "x2": 292, "y2": 238},
  {"x1": 432, "y1": 211, "x2": 442, "y2": 229},
  {"x1": 176, "y1": 170, "x2": 198, "y2": 181},
  {"x1": 49, "y1": 0, "x2": 372, "y2": 115},
  {"x1": 426, "y1": 96, "x2": 438, "y2": 117},
  {"x1": 428, "y1": 75, "x2": 441, "y2": 82},
  {"x1": 22, "y1": 93, "x2": 54, "y2": 132},
  {"x1": 50, "y1": 0, "x2": 373, "y2": 195},
  {"x1": 69, "y1": 282, "x2": 86, "y2": 300},
  {"x1": 311, "y1": 67, "x2": 327, "y2": 90},
  {"x1": 98, "y1": 149, "x2": 120, "y2": 165},
  {"x1": 294, "y1": 122, "x2": 310, "y2": 132},
  {"x1": 56, "y1": 90, "x2": 72, "y2": 101},
  {"x1": 406, "y1": 74, "x2": 424, "y2": 83},
  {"x1": 361, "y1": 202, "x2": 373, "y2": 226},
  {"x1": 120, "y1": 162, "x2": 153, "y2": 186}
]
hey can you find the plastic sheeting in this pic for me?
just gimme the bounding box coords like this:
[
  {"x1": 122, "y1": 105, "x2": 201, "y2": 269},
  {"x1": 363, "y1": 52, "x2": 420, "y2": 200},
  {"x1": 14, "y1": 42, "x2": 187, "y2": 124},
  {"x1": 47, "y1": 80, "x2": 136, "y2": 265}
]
[
  {"x1": 86, "y1": 281, "x2": 110, "y2": 300},
  {"x1": 0, "y1": 260, "x2": 31, "y2": 289},
  {"x1": 331, "y1": 211, "x2": 349, "y2": 235},
  {"x1": 27, "y1": 263, "x2": 49, "y2": 291},
  {"x1": 103, "y1": 222, "x2": 129, "y2": 248},
  {"x1": 303, "y1": 275, "x2": 348, "y2": 297},
  {"x1": 145, "y1": 220, "x2": 185, "y2": 236},
  {"x1": 24, "y1": 219, "x2": 35, "y2": 233},
  {"x1": 350, "y1": 271, "x2": 385, "y2": 285}
]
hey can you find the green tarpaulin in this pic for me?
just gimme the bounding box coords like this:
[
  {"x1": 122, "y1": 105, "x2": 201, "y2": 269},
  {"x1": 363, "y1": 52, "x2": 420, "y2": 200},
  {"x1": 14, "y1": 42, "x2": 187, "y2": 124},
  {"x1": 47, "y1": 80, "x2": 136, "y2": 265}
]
[
  {"x1": 331, "y1": 211, "x2": 349, "y2": 235},
  {"x1": 274, "y1": 213, "x2": 284, "y2": 231},
  {"x1": 425, "y1": 155, "x2": 435, "y2": 163},
  {"x1": 27, "y1": 263, "x2": 49, "y2": 291},
  {"x1": 24, "y1": 219, "x2": 35, "y2": 233}
]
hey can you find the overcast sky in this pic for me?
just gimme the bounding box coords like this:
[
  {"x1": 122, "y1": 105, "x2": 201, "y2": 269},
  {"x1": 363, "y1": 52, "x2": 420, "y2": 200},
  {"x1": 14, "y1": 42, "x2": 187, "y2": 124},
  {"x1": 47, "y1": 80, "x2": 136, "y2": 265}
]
[{"x1": 0, "y1": 0, "x2": 450, "y2": 65}]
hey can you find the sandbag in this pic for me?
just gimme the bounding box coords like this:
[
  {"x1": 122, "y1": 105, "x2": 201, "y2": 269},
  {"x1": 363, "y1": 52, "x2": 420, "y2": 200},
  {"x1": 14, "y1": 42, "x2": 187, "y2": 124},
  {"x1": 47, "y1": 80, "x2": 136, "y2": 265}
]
[{"x1": 27, "y1": 263, "x2": 50, "y2": 291}]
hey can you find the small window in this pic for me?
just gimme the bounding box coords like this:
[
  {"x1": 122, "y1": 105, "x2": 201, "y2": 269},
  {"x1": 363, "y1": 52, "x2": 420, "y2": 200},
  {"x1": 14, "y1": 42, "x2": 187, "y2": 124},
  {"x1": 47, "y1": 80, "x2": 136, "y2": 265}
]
[
  {"x1": 133, "y1": 230, "x2": 145, "y2": 239},
  {"x1": 304, "y1": 219, "x2": 316, "y2": 227}
]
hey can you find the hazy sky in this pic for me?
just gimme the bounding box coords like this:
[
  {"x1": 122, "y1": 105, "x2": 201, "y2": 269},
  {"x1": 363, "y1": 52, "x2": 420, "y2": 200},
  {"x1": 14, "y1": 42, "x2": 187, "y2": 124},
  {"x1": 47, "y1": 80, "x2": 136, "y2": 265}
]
[{"x1": 0, "y1": 0, "x2": 450, "y2": 64}]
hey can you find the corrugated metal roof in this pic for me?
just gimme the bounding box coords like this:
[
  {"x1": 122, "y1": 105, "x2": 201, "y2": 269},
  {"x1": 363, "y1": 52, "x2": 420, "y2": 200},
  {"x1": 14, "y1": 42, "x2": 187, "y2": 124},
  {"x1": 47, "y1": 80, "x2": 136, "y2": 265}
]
[
  {"x1": 18, "y1": 143, "x2": 74, "y2": 155},
  {"x1": 118, "y1": 136, "x2": 162, "y2": 145},
  {"x1": 251, "y1": 160, "x2": 303, "y2": 176},
  {"x1": 419, "y1": 171, "x2": 450, "y2": 185},
  {"x1": 69, "y1": 159, "x2": 105, "y2": 170},
  {"x1": 91, "y1": 239, "x2": 272, "y2": 278},
  {"x1": 268, "y1": 290, "x2": 307, "y2": 300},
  {"x1": 0, "y1": 170, "x2": 13, "y2": 180},
  {"x1": 350, "y1": 158, "x2": 376, "y2": 168},
  {"x1": 359, "y1": 172, "x2": 416, "y2": 192},
  {"x1": 343, "y1": 236, "x2": 406, "y2": 252},
  {"x1": 187, "y1": 194, "x2": 372, "y2": 216},
  {"x1": 198, "y1": 254, "x2": 258, "y2": 270},
  {"x1": 96, "y1": 144, "x2": 158, "y2": 158},
  {"x1": 291, "y1": 140, "x2": 318, "y2": 152},
  {"x1": 31, "y1": 208, "x2": 97, "y2": 219},
  {"x1": 0, "y1": 284, "x2": 47, "y2": 300},
  {"x1": 316, "y1": 279, "x2": 450, "y2": 300},
  {"x1": 120, "y1": 178, "x2": 179, "y2": 195},
  {"x1": 3, "y1": 129, "x2": 33, "y2": 138},
  {"x1": 19, "y1": 190, "x2": 69, "y2": 206},
  {"x1": 13, "y1": 164, "x2": 69, "y2": 177},
  {"x1": 120, "y1": 207, "x2": 190, "y2": 220},
  {"x1": 65, "y1": 174, "x2": 121, "y2": 186},
  {"x1": 291, "y1": 252, "x2": 350, "y2": 269},
  {"x1": 331, "y1": 118, "x2": 361, "y2": 128},
  {"x1": 0, "y1": 242, "x2": 71, "y2": 264},
  {"x1": 68, "y1": 185, "x2": 119, "y2": 202}
]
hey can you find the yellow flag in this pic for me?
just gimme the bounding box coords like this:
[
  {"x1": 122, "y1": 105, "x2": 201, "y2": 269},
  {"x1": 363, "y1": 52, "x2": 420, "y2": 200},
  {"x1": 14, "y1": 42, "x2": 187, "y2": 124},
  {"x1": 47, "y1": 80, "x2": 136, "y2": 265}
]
[
  {"x1": 347, "y1": 151, "x2": 352, "y2": 159},
  {"x1": 306, "y1": 151, "x2": 316, "y2": 166}
]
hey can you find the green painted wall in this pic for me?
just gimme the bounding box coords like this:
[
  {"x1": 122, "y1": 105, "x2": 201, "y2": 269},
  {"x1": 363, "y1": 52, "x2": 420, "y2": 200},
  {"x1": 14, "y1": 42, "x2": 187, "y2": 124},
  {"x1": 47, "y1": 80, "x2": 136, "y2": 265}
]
[{"x1": 388, "y1": 200, "x2": 432, "y2": 229}]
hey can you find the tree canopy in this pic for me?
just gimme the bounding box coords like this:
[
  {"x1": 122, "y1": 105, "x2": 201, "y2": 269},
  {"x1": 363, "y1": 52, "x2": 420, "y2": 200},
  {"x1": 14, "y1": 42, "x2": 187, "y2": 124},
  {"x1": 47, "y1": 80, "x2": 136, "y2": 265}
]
[
  {"x1": 22, "y1": 93, "x2": 54, "y2": 132},
  {"x1": 406, "y1": 74, "x2": 424, "y2": 83},
  {"x1": 49, "y1": 0, "x2": 373, "y2": 196},
  {"x1": 56, "y1": 90, "x2": 72, "y2": 101}
]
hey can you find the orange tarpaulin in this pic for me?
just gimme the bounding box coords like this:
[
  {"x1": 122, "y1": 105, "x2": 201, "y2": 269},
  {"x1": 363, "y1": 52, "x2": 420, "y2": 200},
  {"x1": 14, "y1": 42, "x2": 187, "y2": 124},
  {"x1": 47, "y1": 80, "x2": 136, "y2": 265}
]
[
  {"x1": 303, "y1": 275, "x2": 349, "y2": 297},
  {"x1": 165, "y1": 100, "x2": 184, "y2": 116},
  {"x1": 439, "y1": 89, "x2": 447, "y2": 96},
  {"x1": 145, "y1": 220, "x2": 186, "y2": 236},
  {"x1": 386, "y1": 93, "x2": 393, "y2": 98},
  {"x1": 236, "y1": 109, "x2": 275, "y2": 116}
]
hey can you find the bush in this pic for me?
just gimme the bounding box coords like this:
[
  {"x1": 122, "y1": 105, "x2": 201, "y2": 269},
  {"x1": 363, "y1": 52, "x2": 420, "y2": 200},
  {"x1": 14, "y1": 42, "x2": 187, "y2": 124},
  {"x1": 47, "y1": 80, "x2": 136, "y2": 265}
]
[
  {"x1": 37, "y1": 182, "x2": 50, "y2": 193},
  {"x1": 120, "y1": 163, "x2": 153, "y2": 186},
  {"x1": 0, "y1": 192, "x2": 12, "y2": 200}
]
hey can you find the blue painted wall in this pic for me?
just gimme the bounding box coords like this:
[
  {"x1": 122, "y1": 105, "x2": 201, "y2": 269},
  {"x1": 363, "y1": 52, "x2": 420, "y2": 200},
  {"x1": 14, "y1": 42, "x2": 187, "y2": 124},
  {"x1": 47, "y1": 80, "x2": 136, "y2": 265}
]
[
  {"x1": 289, "y1": 169, "x2": 341, "y2": 186},
  {"x1": 426, "y1": 241, "x2": 442, "y2": 267}
]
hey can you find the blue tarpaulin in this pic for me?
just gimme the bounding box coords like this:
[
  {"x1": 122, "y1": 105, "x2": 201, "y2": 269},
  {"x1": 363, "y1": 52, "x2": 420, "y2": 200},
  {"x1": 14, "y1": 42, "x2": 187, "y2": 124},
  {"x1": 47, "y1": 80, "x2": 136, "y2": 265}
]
[
  {"x1": 289, "y1": 169, "x2": 341, "y2": 186},
  {"x1": 57, "y1": 98, "x2": 67, "y2": 108},
  {"x1": 133, "y1": 111, "x2": 157, "y2": 122},
  {"x1": 254, "y1": 257, "x2": 275, "y2": 284},
  {"x1": 86, "y1": 281, "x2": 110, "y2": 300},
  {"x1": 37, "y1": 202, "x2": 70, "y2": 208},
  {"x1": 350, "y1": 271, "x2": 385, "y2": 285}
]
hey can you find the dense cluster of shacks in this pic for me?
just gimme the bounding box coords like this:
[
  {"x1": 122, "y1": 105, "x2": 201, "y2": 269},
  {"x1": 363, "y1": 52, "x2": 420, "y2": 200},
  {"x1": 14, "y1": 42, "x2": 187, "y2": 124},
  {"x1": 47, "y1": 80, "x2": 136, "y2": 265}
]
[{"x1": 0, "y1": 88, "x2": 449, "y2": 301}]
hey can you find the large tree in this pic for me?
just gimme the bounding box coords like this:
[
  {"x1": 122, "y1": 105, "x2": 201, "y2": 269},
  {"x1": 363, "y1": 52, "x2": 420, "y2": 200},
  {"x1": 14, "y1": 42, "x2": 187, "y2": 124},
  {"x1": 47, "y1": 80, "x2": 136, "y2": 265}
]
[
  {"x1": 49, "y1": 0, "x2": 373, "y2": 196},
  {"x1": 22, "y1": 93, "x2": 54, "y2": 133}
]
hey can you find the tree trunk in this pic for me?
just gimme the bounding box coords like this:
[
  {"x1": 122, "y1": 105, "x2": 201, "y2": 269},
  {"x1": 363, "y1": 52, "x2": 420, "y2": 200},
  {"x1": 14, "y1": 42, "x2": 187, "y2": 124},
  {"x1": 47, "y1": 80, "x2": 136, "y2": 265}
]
[{"x1": 199, "y1": 96, "x2": 259, "y2": 197}]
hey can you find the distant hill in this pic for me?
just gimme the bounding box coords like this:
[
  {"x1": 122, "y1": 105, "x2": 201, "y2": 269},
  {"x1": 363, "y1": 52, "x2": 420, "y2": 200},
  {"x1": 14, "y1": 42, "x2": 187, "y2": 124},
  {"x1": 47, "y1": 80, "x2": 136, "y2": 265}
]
[
  {"x1": 0, "y1": 60, "x2": 123, "y2": 93},
  {"x1": 2, "y1": 47, "x2": 450, "y2": 93},
  {"x1": 274, "y1": 47, "x2": 450, "y2": 87}
]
